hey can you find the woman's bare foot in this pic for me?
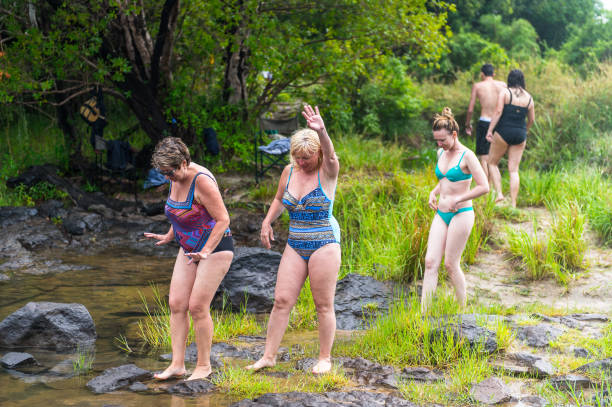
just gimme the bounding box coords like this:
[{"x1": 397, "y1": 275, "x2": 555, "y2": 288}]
[
  {"x1": 153, "y1": 365, "x2": 187, "y2": 380},
  {"x1": 187, "y1": 365, "x2": 212, "y2": 381},
  {"x1": 494, "y1": 194, "x2": 505, "y2": 204},
  {"x1": 312, "y1": 358, "x2": 332, "y2": 374},
  {"x1": 245, "y1": 357, "x2": 275, "y2": 371}
]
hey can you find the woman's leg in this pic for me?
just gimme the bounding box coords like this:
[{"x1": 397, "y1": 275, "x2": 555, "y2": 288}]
[
  {"x1": 155, "y1": 248, "x2": 196, "y2": 379},
  {"x1": 443, "y1": 211, "x2": 475, "y2": 308},
  {"x1": 507, "y1": 141, "x2": 526, "y2": 208},
  {"x1": 187, "y1": 250, "x2": 234, "y2": 380},
  {"x1": 246, "y1": 245, "x2": 308, "y2": 370},
  {"x1": 307, "y1": 243, "x2": 341, "y2": 374},
  {"x1": 421, "y1": 214, "x2": 448, "y2": 313},
  {"x1": 488, "y1": 132, "x2": 509, "y2": 203}
]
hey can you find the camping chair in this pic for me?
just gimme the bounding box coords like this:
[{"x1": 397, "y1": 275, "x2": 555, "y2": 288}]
[{"x1": 254, "y1": 115, "x2": 299, "y2": 182}]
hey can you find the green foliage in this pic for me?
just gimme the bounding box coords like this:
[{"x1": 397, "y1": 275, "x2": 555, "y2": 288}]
[
  {"x1": 288, "y1": 279, "x2": 318, "y2": 331},
  {"x1": 72, "y1": 345, "x2": 94, "y2": 375},
  {"x1": 561, "y1": 11, "x2": 612, "y2": 75},
  {"x1": 479, "y1": 15, "x2": 540, "y2": 59}
]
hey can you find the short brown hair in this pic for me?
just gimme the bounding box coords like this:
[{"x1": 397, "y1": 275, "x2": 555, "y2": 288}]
[{"x1": 151, "y1": 137, "x2": 191, "y2": 169}]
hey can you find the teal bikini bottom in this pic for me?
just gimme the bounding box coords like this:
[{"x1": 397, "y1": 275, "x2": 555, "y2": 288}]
[{"x1": 436, "y1": 207, "x2": 473, "y2": 226}]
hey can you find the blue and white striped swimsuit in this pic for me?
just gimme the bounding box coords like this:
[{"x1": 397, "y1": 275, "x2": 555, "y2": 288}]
[{"x1": 282, "y1": 167, "x2": 340, "y2": 261}]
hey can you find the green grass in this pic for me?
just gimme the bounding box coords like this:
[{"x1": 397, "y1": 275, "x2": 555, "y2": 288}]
[{"x1": 72, "y1": 345, "x2": 94, "y2": 375}]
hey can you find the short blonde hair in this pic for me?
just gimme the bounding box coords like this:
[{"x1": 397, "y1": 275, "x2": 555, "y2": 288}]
[
  {"x1": 151, "y1": 137, "x2": 191, "y2": 169},
  {"x1": 289, "y1": 128, "x2": 323, "y2": 169}
]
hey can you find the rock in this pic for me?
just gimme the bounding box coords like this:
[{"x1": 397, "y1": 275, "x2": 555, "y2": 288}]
[
  {"x1": 63, "y1": 214, "x2": 86, "y2": 235},
  {"x1": 336, "y1": 357, "x2": 397, "y2": 388},
  {"x1": 129, "y1": 382, "x2": 148, "y2": 392},
  {"x1": 570, "y1": 313, "x2": 609, "y2": 322},
  {"x1": 230, "y1": 390, "x2": 418, "y2": 406},
  {"x1": 142, "y1": 201, "x2": 165, "y2": 216},
  {"x1": 38, "y1": 200, "x2": 68, "y2": 219},
  {"x1": 508, "y1": 353, "x2": 556, "y2": 378},
  {"x1": 0, "y1": 273, "x2": 8, "y2": 281},
  {"x1": 400, "y1": 366, "x2": 444, "y2": 382},
  {"x1": 550, "y1": 374, "x2": 593, "y2": 391},
  {"x1": 86, "y1": 364, "x2": 151, "y2": 394},
  {"x1": 572, "y1": 347, "x2": 591, "y2": 358},
  {"x1": 161, "y1": 342, "x2": 248, "y2": 364},
  {"x1": 470, "y1": 377, "x2": 514, "y2": 404},
  {"x1": 0, "y1": 302, "x2": 96, "y2": 351},
  {"x1": 432, "y1": 318, "x2": 498, "y2": 354},
  {"x1": 166, "y1": 379, "x2": 215, "y2": 395},
  {"x1": 0, "y1": 352, "x2": 39, "y2": 369},
  {"x1": 516, "y1": 324, "x2": 563, "y2": 348},
  {"x1": 294, "y1": 358, "x2": 318, "y2": 372},
  {"x1": 215, "y1": 247, "x2": 281, "y2": 313},
  {"x1": 519, "y1": 395, "x2": 548, "y2": 407},
  {"x1": 574, "y1": 357, "x2": 612, "y2": 376},
  {"x1": 81, "y1": 212, "x2": 104, "y2": 232},
  {"x1": 0, "y1": 207, "x2": 38, "y2": 228},
  {"x1": 17, "y1": 221, "x2": 67, "y2": 251},
  {"x1": 88, "y1": 204, "x2": 114, "y2": 219},
  {"x1": 334, "y1": 273, "x2": 393, "y2": 330}
]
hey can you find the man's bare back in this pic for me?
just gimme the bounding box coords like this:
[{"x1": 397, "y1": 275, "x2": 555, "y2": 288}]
[{"x1": 471, "y1": 78, "x2": 506, "y2": 119}]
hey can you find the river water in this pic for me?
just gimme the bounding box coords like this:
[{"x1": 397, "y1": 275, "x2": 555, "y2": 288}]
[{"x1": 0, "y1": 248, "x2": 243, "y2": 407}]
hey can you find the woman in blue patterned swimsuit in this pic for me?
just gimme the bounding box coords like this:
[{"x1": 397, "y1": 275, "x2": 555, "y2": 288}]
[
  {"x1": 247, "y1": 105, "x2": 340, "y2": 375},
  {"x1": 422, "y1": 108, "x2": 489, "y2": 313}
]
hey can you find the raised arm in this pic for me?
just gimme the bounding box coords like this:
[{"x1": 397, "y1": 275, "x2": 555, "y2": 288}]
[
  {"x1": 302, "y1": 105, "x2": 339, "y2": 179},
  {"x1": 465, "y1": 84, "x2": 478, "y2": 135},
  {"x1": 260, "y1": 165, "x2": 291, "y2": 249}
]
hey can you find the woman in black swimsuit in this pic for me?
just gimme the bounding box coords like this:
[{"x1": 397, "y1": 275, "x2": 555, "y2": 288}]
[{"x1": 486, "y1": 69, "x2": 535, "y2": 207}]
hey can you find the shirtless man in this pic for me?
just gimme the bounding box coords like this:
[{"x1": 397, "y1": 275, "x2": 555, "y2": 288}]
[{"x1": 465, "y1": 64, "x2": 506, "y2": 179}]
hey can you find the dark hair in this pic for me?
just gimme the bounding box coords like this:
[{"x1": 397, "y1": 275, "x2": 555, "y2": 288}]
[
  {"x1": 432, "y1": 107, "x2": 459, "y2": 134},
  {"x1": 481, "y1": 64, "x2": 494, "y2": 77},
  {"x1": 507, "y1": 69, "x2": 526, "y2": 89},
  {"x1": 151, "y1": 137, "x2": 191, "y2": 169}
]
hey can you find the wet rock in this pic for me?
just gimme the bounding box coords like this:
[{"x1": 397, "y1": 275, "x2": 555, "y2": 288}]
[
  {"x1": 64, "y1": 214, "x2": 86, "y2": 235},
  {"x1": 81, "y1": 212, "x2": 104, "y2": 232},
  {"x1": 516, "y1": 324, "x2": 562, "y2": 348},
  {"x1": 572, "y1": 347, "x2": 591, "y2": 358},
  {"x1": 519, "y1": 395, "x2": 548, "y2": 407},
  {"x1": 0, "y1": 302, "x2": 96, "y2": 351},
  {"x1": 0, "y1": 207, "x2": 38, "y2": 228},
  {"x1": 574, "y1": 357, "x2": 612, "y2": 375},
  {"x1": 1, "y1": 352, "x2": 39, "y2": 369},
  {"x1": 166, "y1": 379, "x2": 215, "y2": 395},
  {"x1": 129, "y1": 382, "x2": 148, "y2": 392},
  {"x1": 161, "y1": 342, "x2": 247, "y2": 364},
  {"x1": 38, "y1": 200, "x2": 67, "y2": 219},
  {"x1": 142, "y1": 201, "x2": 165, "y2": 216},
  {"x1": 507, "y1": 353, "x2": 556, "y2": 378},
  {"x1": 230, "y1": 390, "x2": 419, "y2": 406},
  {"x1": 86, "y1": 364, "x2": 151, "y2": 394},
  {"x1": 0, "y1": 273, "x2": 8, "y2": 281},
  {"x1": 432, "y1": 318, "x2": 498, "y2": 354},
  {"x1": 400, "y1": 366, "x2": 444, "y2": 382},
  {"x1": 550, "y1": 374, "x2": 593, "y2": 391},
  {"x1": 470, "y1": 377, "x2": 514, "y2": 404},
  {"x1": 334, "y1": 273, "x2": 392, "y2": 330},
  {"x1": 215, "y1": 247, "x2": 281, "y2": 313},
  {"x1": 17, "y1": 220, "x2": 67, "y2": 251},
  {"x1": 570, "y1": 313, "x2": 609, "y2": 322}
]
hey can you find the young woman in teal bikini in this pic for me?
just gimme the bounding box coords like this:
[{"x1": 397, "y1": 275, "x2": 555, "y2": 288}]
[{"x1": 422, "y1": 107, "x2": 489, "y2": 312}]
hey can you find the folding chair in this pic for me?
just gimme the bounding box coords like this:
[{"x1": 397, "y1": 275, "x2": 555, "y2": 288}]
[{"x1": 254, "y1": 115, "x2": 299, "y2": 183}]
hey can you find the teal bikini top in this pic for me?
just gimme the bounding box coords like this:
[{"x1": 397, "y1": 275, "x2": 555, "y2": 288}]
[{"x1": 435, "y1": 150, "x2": 472, "y2": 182}]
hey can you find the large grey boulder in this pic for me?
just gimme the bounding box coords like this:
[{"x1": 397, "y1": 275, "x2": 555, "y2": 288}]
[
  {"x1": 215, "y1": 247, "x2": 281, "y2": 312},
  {"x1": 334, "y1": 273, "x2": 393, "y2": 330},
  {"x1": 0, "y1": 207, "x2": 38, "y2": 228},
  {"x1": 0, "y1": 302, "x2": 96, "y2": 351},
  {"x1": 0, "y1": 352, "x2": 39, "y2": 369},
  {"x1": 86, "y1": 364, "x2": 151, "y2": 394}
]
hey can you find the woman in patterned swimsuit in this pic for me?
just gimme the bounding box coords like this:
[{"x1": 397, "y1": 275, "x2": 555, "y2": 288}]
[
  {"x1": 246, "y1": 105, "x2": 341, "y2": 375},
  {"x1": 144, "y1": 137, "x2": 234, "y2": 381}
]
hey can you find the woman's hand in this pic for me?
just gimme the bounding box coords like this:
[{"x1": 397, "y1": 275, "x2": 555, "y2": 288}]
[
  {"x1": 302, "y1": 104, "x2": 325, "y2": 133},
  {"x1": 144, "y1": 231, "x2": 173, "y2": 246},
  {"x1": 447, "y1": 197, "x2": 460, "y2": 212},
  {"x1": 486, "y1": 131, "x2": 493, "y2": 142},
  {"x1": 260, "y1": 221, "x2": 274, "y2": 249},
  {"x1": 184, "y1": 251, "x2": 208, "y2": 265},
  {"x1": 428, "y1": 191, "x2": 438, "y2": 211}
]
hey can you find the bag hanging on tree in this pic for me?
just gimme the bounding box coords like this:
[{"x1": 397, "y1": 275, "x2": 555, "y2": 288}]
[{"x1": 79, "y1": 97, "x2": 104, "y2": 125}]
